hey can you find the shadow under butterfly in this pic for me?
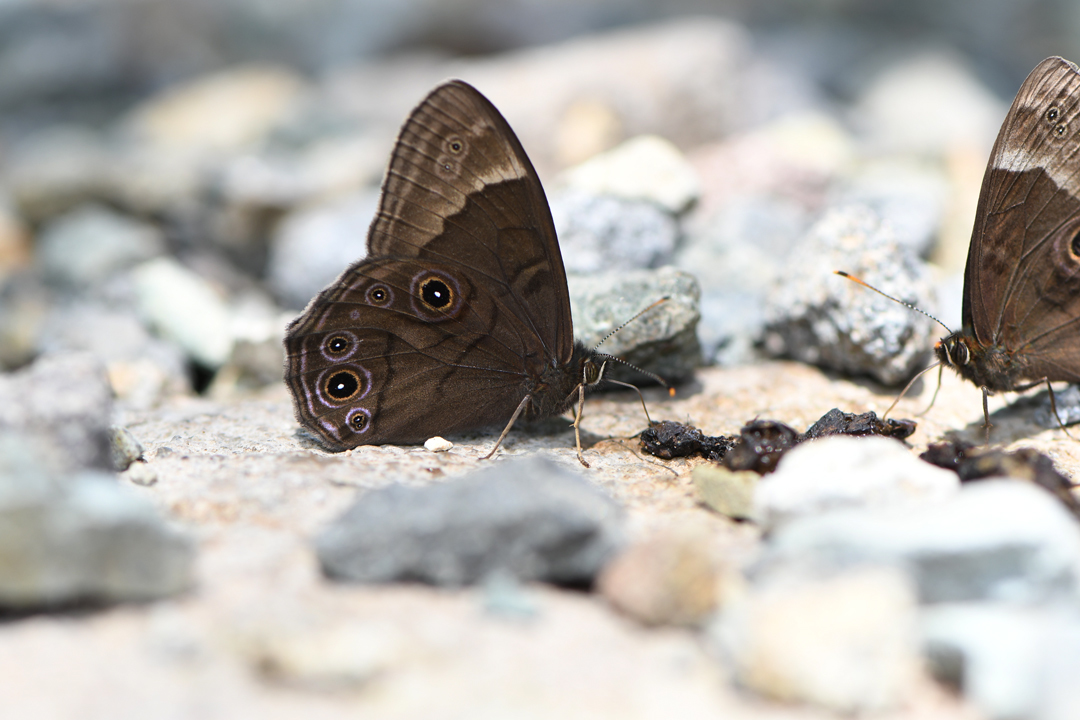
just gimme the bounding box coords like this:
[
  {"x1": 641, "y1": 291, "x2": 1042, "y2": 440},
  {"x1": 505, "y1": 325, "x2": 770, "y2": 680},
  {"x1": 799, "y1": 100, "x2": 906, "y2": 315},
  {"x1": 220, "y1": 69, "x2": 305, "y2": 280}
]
[
  {"x1": 283, "y1": 80, "x2": 667, "y2": 467},
  {"x1": 847, "y1": 56, "x2": 1080, "y2": 440}
]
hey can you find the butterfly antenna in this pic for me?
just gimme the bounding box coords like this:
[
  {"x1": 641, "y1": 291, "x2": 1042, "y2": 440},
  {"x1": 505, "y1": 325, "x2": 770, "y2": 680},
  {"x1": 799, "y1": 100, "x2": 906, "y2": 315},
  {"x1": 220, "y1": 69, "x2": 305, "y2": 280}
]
[
  {"x1": 594, "y1": 297, "x2": 671, "y2": 349},
  {"x1": 593, "y1": 354, "x2": 669, "y2": 423},
  {"x1": 835, "y1": 271, "x2": 952, "y2": 333},
  {"x1": 591, "y1": 296, "x2": 677, "y2": 399}
]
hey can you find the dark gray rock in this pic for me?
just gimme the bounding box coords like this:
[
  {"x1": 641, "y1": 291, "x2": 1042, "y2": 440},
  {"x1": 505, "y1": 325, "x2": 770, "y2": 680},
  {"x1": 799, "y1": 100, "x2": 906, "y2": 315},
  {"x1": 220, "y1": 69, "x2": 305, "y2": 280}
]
[
  {"x1": 0, "y1": 431, "x2": 194, "y2": 608},
  {"x1": 760, "y1": 205, "x2": 937, "y2": 386},
  {"x1": 762, "y1": 480, "x2": 1080, "y2": 605},
  {"x1": 551, "y1": 190, "x2": 679, "y2": 275},
  {"x1": 0, "y1": 352, "x2": 114, "y2": 472},
  {"x1": 315, "y1": 457, "x2": 625, "y2": 587},
  {"x1": 568, "y1": 266, "x2": 700, "y2": 385},
  {"x1": 35, "y1": 204, "x2": 165, "y2": 289}
]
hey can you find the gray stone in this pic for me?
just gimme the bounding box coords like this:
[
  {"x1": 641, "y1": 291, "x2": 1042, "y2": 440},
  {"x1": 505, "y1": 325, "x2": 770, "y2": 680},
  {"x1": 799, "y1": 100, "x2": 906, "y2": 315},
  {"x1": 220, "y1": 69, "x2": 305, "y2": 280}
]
[
  {"x1": 557, "y1": 135, "x2": 700, "y2": 214},
  {"x1": 850, "y1": 50, "x2": 1004, "y2": 157},
  {"x1": 109, "y1": 426, "x2": 145, "y2": 471},
  {"x1": 755, "y1": 436, "x2": 959, "y2": 531},
  {"x1": 130, "y1": 257, "x2": 234, "y2": 368},
  {"x1": 266, "y1": 190, "x2": 377, "y2": 310},
  {"x1": 761, "y1": 205, "x2": 938, "y2": 386},
  {"x1": 675, "y1": 195, "x2": 810, "y2": 364},
  {"x1": 831, "y1": 159, "x2": 949, "y2": 256},
  {"x1": 551, "y1": 190, "x2": 679, "y2": 275},
  {"x1": 568, "y1": 266, "x2": 700, "y2": 385},
  {"x1": 714, "y1": 565, "x2": 920, "y2": 713},
  {"x1": 0, "y1": 352, "x2": 114, "y2": 472},
  {"x1": 692, "y1": 465, "x2": 758, "y2": 520},
  {"x1": 763, "y1": 480, "x2": 1080, "y2": 605},
  {"x1": 315, "y1": 456, "x2": 624, "y2": 587},
  {"x1": 921, "y1": 603, "x2": 1080, "y2": 720},
  {"x1": 35, "y1": 204, "x2": 165, "y2": 289},
  {"x1": 0, "y1": 431, "x2": 194, "y2": 608}
]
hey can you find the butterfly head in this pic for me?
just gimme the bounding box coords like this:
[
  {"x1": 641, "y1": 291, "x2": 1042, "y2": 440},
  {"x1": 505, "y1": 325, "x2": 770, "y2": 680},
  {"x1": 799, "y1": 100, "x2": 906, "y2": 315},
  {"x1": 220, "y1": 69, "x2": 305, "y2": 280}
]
[{"x1": 936, "y1": 331, "x2": 971, "y2": 369}]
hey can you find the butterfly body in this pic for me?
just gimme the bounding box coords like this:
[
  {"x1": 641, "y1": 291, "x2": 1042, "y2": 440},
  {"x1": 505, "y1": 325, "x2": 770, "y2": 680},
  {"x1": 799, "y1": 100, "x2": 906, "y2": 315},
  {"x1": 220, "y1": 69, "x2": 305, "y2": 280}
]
[
  {"x1": 934, "y1": 56, "x2": 1080, "y2": 420},
  {"x1": 284, "y1": 80, "x2": 607, "y2": 457}
]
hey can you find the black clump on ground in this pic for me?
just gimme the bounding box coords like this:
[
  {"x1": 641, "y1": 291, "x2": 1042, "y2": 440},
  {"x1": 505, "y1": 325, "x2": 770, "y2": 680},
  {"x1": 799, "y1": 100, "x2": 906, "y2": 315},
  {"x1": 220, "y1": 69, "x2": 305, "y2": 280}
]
[
  {"x1": 921, "y1": 440, "x2": 1080, "y2": 518},
  {"x1": 639, "y1": 421, "x2": 734, "y2": 461},
  {"x1": 640, "y1": 408, "x2": 917, "y2": 475},
  {"x1": 722, "y1": 420, "x2": 800, "y2": 474},
  {"x1": 801, "y1": 408, "x2": 916, "y2": 442}
]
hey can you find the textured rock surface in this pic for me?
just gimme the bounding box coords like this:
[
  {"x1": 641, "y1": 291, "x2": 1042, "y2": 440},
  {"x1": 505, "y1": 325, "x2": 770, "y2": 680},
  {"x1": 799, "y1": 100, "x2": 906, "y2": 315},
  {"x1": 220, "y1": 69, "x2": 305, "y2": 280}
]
[
  {"x1": 569, "y1": 266, "x2": 701, "y2": 384},
  {"x1": 761, "y1": 205, "x2": 938, "y2": 385},
  {"x1": 316, "y1": 457, "x2": 625, "y2": 586}
]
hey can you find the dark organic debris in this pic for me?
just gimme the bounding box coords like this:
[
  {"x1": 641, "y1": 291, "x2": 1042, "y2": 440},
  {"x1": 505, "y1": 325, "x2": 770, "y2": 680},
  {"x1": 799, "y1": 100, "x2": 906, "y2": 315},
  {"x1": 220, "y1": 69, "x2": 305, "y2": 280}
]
[
  {"x1": 640, "y1": 408, "x2": 917, "y2": 475},
  {"x1": 801, "y1": 408, "x2": 916, "y2": 442},
  {"x1": 639, "y1": 421, "x2": 734, "y2": 461},
  {"x1": 722, "y1": 420, "x2": 799, "y2": 474},
  {"x1": 920, "y1": 440, "x2": 1080, "y2": 518}
]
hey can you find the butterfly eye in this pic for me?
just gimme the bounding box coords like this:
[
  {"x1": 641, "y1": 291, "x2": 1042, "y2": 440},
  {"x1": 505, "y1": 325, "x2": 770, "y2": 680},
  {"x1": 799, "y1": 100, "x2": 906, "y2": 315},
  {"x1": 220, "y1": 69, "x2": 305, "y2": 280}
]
[
  {"x1": 325, "y1": 370, "x2": 361, "y2": 401},
  {"x1": 1047, "y1": 107, "x2": 1060, "y2": 122},
  {"x1": 955, "y1": 342, "x2": 970, "y2": 366},
  {"x1": 1056, "y1": 123, "x2": 1068, "y2": 136},
  {"x1": 326, "y1": 335, "x2": 350, "y2": 354},
  {"x1": 419, "y1": 277, "x2": 453, "y2": 309},
  {"x1": 367, "y1": 285, "x2": 391, "y2": 305}
]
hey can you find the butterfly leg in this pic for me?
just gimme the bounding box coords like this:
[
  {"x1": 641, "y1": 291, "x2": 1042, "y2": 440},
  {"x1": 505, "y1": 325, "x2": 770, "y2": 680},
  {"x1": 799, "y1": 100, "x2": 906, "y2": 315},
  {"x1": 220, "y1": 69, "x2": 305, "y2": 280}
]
[
  {"x1": 1043, "y1": 378, "x2": 1076, "y2": 440},
  {"x1": 480, "y1": 394, "x2": 532, "y2": 461},
  {"x1": 570, "y1": 383, "x2": 590, "y2": 468},
  {"x1": 982, "y1": 387, "x2": 992, "y2": 444}
]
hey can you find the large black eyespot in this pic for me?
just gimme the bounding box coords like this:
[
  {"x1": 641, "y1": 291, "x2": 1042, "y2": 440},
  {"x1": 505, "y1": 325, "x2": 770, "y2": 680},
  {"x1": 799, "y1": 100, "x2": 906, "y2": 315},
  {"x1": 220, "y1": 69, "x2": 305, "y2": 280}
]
[
  {"x1": 1047, "y1": 107, "x2": 1060, "y2": 122},
  {"x1": 447, "y1": 137, "x2": 465, "y2": 154},
  {"x1": 325, "y1": 370, "x2": 360, "y2": 401},
  {"x1": 326, "y1": 335, "x2": 350, "y2": 354},
  {"x1": 367, "y1": 284, "x2": 391, "y2": 305},
  {"x1": 1071, "y1": 229, "x2": 1080, "y2": 258},
  {"x1": 419, "y1": 277, "x2": 452, "y2": 309}
]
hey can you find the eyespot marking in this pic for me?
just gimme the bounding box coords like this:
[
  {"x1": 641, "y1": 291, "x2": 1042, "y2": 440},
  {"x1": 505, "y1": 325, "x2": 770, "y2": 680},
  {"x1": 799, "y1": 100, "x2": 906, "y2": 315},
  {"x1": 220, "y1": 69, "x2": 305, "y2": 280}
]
[{"x1": 325, "y1": 370, "x2": 361, "y2": 401}]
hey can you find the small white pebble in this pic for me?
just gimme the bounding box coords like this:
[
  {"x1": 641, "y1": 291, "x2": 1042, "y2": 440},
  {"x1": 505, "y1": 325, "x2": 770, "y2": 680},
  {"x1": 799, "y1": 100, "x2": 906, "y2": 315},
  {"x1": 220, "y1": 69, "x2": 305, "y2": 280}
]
[
  {"x1": 424, "y1": 436, "x2": 453, "y2": 452},
  {"x1": 123, "y1": 461, "x2": 159, "y2": 486}
]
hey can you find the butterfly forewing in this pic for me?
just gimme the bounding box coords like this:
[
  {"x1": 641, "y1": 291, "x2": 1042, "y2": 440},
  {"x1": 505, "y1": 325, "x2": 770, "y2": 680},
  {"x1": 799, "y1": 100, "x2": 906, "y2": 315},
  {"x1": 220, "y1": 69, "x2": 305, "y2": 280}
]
[
  {"x1": 964, "y1": 56, "x2": 1080, "y2": 384},
  {"x1": 368, "y1": 81, "x2": 573, "y2": 364}
]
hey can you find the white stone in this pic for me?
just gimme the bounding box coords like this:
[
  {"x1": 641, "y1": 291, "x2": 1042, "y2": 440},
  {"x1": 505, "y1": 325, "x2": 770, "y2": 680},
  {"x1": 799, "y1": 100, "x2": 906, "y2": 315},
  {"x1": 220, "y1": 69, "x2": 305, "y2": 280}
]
[
  {"x1": 424, "y1": 436, "x2": 453, "y2": 452},
  {"x1": 131, "y1": 257, "x2": 234, "y2": 368},
  {"x1": 755, "y1": 436, "x2": 959, "y2": 530},
  {"x1": 715, "y1": 566, "x2": 920, "y2": 713},
  {"x1": 766, "y1": 480, "x2": 1080, "y2": 605},
  {"x1": 560, "y1": 135, "x2": 700, "y2": 213}
]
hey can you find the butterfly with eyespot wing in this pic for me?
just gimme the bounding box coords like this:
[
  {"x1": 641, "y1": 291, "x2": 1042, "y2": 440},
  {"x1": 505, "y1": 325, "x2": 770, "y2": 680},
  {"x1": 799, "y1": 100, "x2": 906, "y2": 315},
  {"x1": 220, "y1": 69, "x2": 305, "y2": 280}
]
[
  {"x1": 283, "y1": 80, "x2": 613, "y2": 466},
  {"x1": 934, "y1": 56, "x2": 1080, "y2": 436}
]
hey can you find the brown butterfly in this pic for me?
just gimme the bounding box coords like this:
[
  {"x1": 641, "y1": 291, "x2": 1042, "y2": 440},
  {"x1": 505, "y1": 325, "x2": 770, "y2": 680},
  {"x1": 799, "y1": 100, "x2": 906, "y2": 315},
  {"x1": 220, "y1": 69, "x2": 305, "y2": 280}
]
[
  {"x1": 931, "y1": 57, "x2": 1080, "y2": 434},
  {"x1": 283, "y1": 80, "x2": 632, "y2": 466}
]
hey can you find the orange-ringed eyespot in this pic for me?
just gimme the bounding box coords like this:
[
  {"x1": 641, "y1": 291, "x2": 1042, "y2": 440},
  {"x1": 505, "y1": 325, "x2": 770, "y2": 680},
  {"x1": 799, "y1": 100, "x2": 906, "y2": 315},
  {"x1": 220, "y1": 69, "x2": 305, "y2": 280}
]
[
  {"x1": 420, "y1": 277, "x2": 452, "y2": 309},
  {"x1": 326, "y1": 370, "x2": 360, "y2": 401},
  {"x1": 367, "y1": 284, "x2": 391, "y2": 305},
  {"x1": 326, "y1": 335, "x2": 350, "y2": 354}
]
